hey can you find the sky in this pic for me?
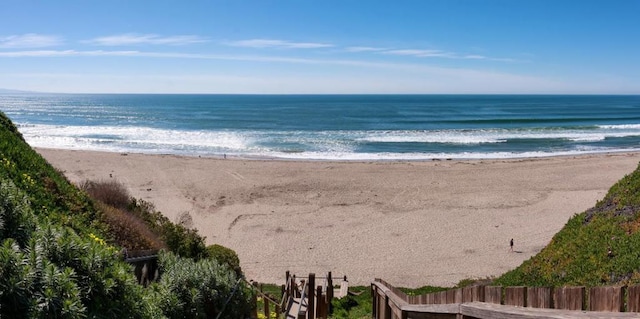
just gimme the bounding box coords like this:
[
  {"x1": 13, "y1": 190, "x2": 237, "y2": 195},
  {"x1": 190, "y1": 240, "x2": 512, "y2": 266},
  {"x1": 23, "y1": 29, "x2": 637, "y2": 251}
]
[{"x1": 0, "y1": 0, "x2": 639, "y2": 94}]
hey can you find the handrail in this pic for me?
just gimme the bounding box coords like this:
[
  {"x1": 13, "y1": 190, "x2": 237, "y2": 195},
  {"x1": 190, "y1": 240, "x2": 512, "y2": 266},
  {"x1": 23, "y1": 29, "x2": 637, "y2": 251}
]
[
  {"x1": 244, "y1": 279, "x2": 281, "y2": 306},
  {"x1": 280, "y1": 276, "x2": 291, "y2": 312},
  {"x1": 297, "y1": 280, "x2": 309, "y2": 318}
]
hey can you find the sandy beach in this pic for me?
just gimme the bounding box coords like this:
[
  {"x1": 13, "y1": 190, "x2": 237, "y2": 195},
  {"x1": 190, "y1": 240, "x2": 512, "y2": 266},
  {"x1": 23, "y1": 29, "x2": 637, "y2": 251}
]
[{"x1": 37, "y1": 148, "x2": 640, "y2": 287}]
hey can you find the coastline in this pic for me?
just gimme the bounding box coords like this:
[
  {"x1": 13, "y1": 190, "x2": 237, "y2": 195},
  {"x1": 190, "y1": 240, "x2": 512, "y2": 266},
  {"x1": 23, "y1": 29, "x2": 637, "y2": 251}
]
[{"x1": 36, "y1": 148, "x2": 640, "y2": 287}]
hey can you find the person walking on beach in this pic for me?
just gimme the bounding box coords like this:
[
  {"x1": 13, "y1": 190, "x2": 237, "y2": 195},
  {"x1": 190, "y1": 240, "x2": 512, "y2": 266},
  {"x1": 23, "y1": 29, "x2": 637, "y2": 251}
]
[{"x1": 510, "y1": 238, "x2": 514, "y2": 252}]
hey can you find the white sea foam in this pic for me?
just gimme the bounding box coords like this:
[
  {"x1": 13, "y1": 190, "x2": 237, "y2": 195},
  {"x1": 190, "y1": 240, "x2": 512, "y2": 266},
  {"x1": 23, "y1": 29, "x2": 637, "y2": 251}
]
[
  {"x1": 17, "y1": 123, "x2": 640, "y2": 161},
  {"x1": 264, "y1": 148, "x2": 639, "y2": 161},
  {"x1": 356, "y1": 129, "x2": 640, "y2": 145},
  {"x1": 598, "y1": 124, "x2": 640, "y2": 130},
  {"x1": 356, "y1": 130, "x2": 506, "y2": 144},
  {"x1": 19, "y1": 124, "x2": 251, "y2": 153}
]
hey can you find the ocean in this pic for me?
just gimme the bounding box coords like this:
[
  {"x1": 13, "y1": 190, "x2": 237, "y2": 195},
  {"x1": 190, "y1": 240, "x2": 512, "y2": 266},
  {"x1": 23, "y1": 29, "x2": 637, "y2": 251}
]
[{"x1": 2, "y1": 94, "x2": 640, "y2": 161}]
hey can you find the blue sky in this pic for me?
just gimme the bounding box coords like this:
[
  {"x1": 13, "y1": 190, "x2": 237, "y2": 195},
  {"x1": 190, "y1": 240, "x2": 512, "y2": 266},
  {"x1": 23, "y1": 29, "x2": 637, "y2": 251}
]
[{"x1": 0, "y1": 0, "x2": 639, "y2": 94}]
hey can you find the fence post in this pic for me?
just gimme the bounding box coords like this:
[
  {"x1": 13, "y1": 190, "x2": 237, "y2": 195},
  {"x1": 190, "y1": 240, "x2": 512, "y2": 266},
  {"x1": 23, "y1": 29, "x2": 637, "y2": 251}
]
[
  {"x1": 327, "y1": 272, "x2": 334, "y2": 314},
  {"x1": 384, "y1": 294, "x2": 391, "y2": 319},
  {"x1": 308, "y1": 273, "x2": 315, "y2": 319},
  {"x1": 316, "y1": 286, "x2": 325, "y2": 319},
  {"x1": 371, "y1": 284, "x2": 377, "y2": 319},
  {"x1": 263, "y1": 296, "x2": 270, "y2": 319},
  {"x1": 251, "y1": 290, "x2": 258, "y2": 319}
]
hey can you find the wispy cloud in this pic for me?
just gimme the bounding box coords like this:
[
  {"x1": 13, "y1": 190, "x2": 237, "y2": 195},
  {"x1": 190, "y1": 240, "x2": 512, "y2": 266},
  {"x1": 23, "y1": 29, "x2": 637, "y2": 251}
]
[
  {"x1": 86, "y1": 33, "x2": 208, "y2": 46},
  {"x1": 0, "y1": 34, "x2": 62, "y2": 48},
  {"x1": 345, "y1": 46, "x2": 388, "y2": 52},
  {"x1": 380, "y1": 48, "x2": 520, "y2": 62},
  {"x1": 383, "y1": 49, "x2": 456, "y2": 58},
  {"x1": 0, "y1": 50, "x2": 140, "y2": 57},
  {"x1": 0, "y1": 49, "x2": 525, "y2": 72},
  {"x1": 226, "y1": 38, "x2": 520, "y2": 62},
  {"x1": 227, "y1": 39, "x2": 333, "y2": 49}
]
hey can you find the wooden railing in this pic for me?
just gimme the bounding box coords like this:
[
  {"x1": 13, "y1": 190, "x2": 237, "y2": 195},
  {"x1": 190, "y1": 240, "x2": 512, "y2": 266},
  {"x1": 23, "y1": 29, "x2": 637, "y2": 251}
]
[
  {"x1": 123, "y1": 249, "x2": 159, "y2": 286},
  {"x1": 279, "y1": 271, "x2": 346, "y2": 319},
  {"x1": 372, "y1": 279, "x2": 640, "y2": 318}
]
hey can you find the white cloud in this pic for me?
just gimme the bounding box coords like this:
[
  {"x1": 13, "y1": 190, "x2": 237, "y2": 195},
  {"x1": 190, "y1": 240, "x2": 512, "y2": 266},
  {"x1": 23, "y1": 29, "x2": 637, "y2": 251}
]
[
  {"x1": 383, "y1": 49, "x2": 456, "y2": 58},
  {"x1": 0, "y1": 50, "x2": 140, "y2": 57},
  {"x1": 0, "y1": 34, "x2": 62, "y2": 48},
  {"x1": 227, "y1": 39, "x2": 333, "y2": 49},
  {"x1": 86, "y1": 34, "x2": 208, "y2": 46},
  {"x1": 345, "y1": 46, "x2": 388, "y2": 52}
]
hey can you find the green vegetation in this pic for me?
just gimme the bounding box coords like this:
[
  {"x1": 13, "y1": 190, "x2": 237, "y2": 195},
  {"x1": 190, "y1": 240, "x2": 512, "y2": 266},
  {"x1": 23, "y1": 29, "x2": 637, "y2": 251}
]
[
  {"x1": 330, "y1": 286, "x2": 371, "y2": 319},
  {"x1": 0, "y1": 111, "x2": 252, "y2": 318},
  {"x1": 207, "y1": 244, "x2": 242, "y2": 276},
  {"x1": 496, "y1": 162, "x2": 640, "y2": 287}
]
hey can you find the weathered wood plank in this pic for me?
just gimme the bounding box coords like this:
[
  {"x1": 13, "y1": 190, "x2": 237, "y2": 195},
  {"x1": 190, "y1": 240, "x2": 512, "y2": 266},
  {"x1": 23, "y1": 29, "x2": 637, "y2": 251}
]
[
  {"x1": 505, "y1": 286, "x2": 527, "y2": 307},
  {"x1": 527, "y1": 287, "x2": 553, "y2": 308},
  {"x1": 445, "y1": 289, "x2": 461, "y2": 304},
  {"x1": 484, "y1": 286, "x2": 503, "y2": 304},
  {"x1": 460, "y1": 302, "x2": 640, "y2": 318},
  {"x1": 628, "y1": 285, "x2": 640, "y2": 313},
  {"x1": 462, "y1": 285, "x2": 485, "y2": 303},
  {"x1": 554, "y1": 286, "x2": 585, "y2": 311},
  {"x1": 589, "y1": 286, "x2": 625, "y2": 312}
]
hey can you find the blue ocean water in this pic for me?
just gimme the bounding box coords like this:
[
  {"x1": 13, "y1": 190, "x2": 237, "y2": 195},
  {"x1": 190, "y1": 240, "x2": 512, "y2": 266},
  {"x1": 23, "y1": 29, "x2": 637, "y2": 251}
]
[{"x1": 2, "y1": 94, "x2": 640, "y2": 160}]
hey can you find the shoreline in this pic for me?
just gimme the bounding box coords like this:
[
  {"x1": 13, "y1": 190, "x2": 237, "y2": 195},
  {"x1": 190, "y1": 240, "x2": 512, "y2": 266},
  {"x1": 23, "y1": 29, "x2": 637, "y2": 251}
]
[
  {"x1": 36, "y1": 147, "x2": 640, "y2": 287},
  {"x1": 32, "y1": 145, "x2": 640, "y2": 163}
]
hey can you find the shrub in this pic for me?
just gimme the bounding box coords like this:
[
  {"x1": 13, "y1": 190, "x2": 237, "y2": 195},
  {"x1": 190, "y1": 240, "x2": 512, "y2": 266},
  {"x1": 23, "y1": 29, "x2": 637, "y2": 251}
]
[
  {"x1": 156, "y1": 251, "x2": 253, "y2": 319},
  {"x1": 207, "y1": 244, "x2": 242, "y2": 276},
  {"x1": 0, "y1": 178, "x2": 36, "y2": 247},
  {"x1": 80, "y1": 180, "x2": 206, "y2": 257},
  {"x1": 98, "y1": 202, "x2": 166, "y2": 251},
  {"x1": 80, "y1": 179, "x2": 131, "y2": 210},
  {"x1": 129, "y1": 198, "x2": 208, "y2": 260}
]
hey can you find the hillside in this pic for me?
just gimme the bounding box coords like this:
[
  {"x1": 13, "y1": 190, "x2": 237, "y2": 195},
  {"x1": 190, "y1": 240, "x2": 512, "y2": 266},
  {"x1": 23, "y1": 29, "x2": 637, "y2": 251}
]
[
  {"x1": 496, "y1": 160, "x2": 640, "y2": 287},
  {"x1": 0, "y1": 111, "x2": 252, "y2": 318}
]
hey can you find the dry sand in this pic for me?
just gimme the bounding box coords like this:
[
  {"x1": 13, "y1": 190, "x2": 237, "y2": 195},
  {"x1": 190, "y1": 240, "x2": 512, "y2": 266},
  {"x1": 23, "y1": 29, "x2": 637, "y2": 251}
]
[{"x1": 36, "y1": 148, "x2": 640, "y2": 288}]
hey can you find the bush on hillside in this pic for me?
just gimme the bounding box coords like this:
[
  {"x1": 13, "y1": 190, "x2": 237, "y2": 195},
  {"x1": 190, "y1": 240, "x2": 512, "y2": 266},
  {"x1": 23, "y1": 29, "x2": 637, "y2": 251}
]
[
  {"x1": 155, "y1": 251, "x2": 253, "y2": 319},
  {"x1": 80, "y1": 179, "x2": 131, "y2": 210},
  {"x1": 1, "y1": 112, "x2": 251, "y2": 318},
  {"x1": 207, "y1": 244, "x2": 242, "y2": 276},
  {"x1": 1, "y1": 113, "x2": 103, "y2": 236},
  {"x1": 0, "y1": 179, "x2": 36, "y2": 247},
  {"x1": 0, "y1": 177, "x2": 156, "y2": 318},
  {"x1": 98, "y1": 201, "x2": 167, "y2": 250},
  {"x1": 79, "y1": 179, "x2": 208, "y2": 259},
  {"x1": 128, "y1": 198, "x2": 208, "y2": 260}
]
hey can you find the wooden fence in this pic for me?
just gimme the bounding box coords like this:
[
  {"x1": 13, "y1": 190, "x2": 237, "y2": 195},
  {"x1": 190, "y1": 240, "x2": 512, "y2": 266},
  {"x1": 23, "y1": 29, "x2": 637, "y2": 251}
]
[
  {"x1": 276, "y1": 271, "x2": 348, "y2": 319},
  {"x1": 372, "y1": 278, "x2": 640, "y2": 318},
  {"x1": 124, "y1": 249, "x2": 159, "y2": 286}
]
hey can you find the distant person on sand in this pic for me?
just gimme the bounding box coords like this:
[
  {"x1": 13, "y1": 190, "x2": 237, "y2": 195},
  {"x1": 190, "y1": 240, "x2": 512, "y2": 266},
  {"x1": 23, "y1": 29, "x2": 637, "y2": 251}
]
[{"x1": 510, "y1": 238, "x2": 514, "y2": 252}]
